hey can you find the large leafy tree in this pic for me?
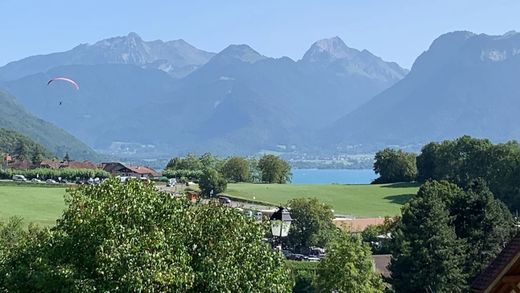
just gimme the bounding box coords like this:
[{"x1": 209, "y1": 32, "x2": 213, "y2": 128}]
[
  {"x1": 287, "y1": 198, "x2": 336, "y2": 254},
  {"x1": 221, "y1": 156, "x2": 251, "y2": 182},
  {"x1": 390, "y1": 181, "x2": 467, "y2": 293},
  {"x1": 0, "y1": 179, "x2": 292, "y2": 292},
  {"x1": 372, "y1": 148, "x2": 417, "y2": 184},
  {"x1": 315, "y1": 233, "x2": 384, "y2": 293},
  {"x1": 258, "y1": 154, "x2": 291, "y2": 184},
  {"x1": 198, "y1": 168, "x2": 227, "y2": 197}
]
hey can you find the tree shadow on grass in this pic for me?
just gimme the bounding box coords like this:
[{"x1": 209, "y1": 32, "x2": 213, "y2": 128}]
[
  {"x1": 384, "y1": 193, "x2": 414, "y2": 204},
  {"x1": 380, "y1": 182, "x2": 421, "y2": 188}
]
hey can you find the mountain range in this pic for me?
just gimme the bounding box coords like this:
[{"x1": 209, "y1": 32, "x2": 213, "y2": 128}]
[
  {"x1": 2, "y1": 31, "x2": 519, "y2": 158},
  {"x1": 328, "y1": 31, "x2": 520, "y2": 149},
  {"x1": 0, "y1": 33, "x2": 406, "y2": 156}
]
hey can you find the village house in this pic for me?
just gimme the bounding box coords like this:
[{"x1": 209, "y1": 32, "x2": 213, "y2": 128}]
[{"x1": 101, "y1": 162, "x2": 160, "y2": 179}]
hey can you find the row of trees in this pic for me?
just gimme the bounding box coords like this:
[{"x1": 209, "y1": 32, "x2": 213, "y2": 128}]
[
  {"x1": 373, "y1": 136, "x2": 520, "y2": 211},
  {"x1": 165, "y1": 153, "x2": 291, "y2": 184},
  {"x1": 0, "y1": 180, "x2": 383, "y2": 292}
]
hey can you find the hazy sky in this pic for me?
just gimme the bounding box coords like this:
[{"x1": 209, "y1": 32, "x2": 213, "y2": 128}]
[{"x1": 1, "y1": 0, "x2": 519, "y2": 68}]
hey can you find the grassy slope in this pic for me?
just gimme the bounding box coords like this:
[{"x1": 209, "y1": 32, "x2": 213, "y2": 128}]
[
  {"x1": 225, "y1": 183, "x2": 419, "y2": 217},
  {"x1": 0, "y1": 184, "x2": 66, "y2": 226}
]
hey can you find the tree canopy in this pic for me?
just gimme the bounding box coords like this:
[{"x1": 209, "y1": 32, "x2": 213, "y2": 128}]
[
  {"x1": 286, "y1": 198, "x2": 336, "y2": 254},
  {"x1": 415, "y1": 136, "x2": 520, "y2": 211},
  {"x1": 372, "y1": 148, "x2": 417, "y2": 184},
  {"x1": 389, "y1": 180, "x2": 516, "y2": 292},
  {"x1": 315, "y1": 233, "x2": 384, "y2": 293},
  {"x1": 221, "y1": 156, "x2": 251, "y2": 183},
  {"x1": 0, "y1": 179, "x2": 292, "y2": 292},
  {"x1": 258, "y1": 154, "x2": 291, "y2": 184},
  {"x1": 198, "y1": 168, "x2": 228, "y2": 197}
]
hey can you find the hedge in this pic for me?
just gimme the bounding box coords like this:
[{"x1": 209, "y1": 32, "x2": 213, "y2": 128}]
[{"x1": 0, "y1": 168, "x2": 110, "y2": 181}]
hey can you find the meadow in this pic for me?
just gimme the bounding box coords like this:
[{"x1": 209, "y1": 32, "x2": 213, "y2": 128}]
[
  {"x1": 0, "y1": 182, "x2": 419, "y2": 226},
  {"x1": 0, "y1": 182, "x2": 66, "y2": 226},
  {"x1": 225, "y1": 183, "x2": 419, "y2": 217}
]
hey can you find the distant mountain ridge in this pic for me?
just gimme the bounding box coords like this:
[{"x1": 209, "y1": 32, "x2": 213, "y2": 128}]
[
  {"x1": 0, "y1": 32, "x2": 215, "y2": 80},
  {"x1": 1, "y1": 33, "x2": 407, "y2": 155},
  {"x1": 328, "y1": 31, "x2": 520, "y2": 149}
]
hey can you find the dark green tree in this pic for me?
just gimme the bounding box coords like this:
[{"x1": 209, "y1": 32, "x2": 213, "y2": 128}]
[
  {"x1": 63, "y1": 152, "x2": 70, "y2": 162},
  {"x1": 450, "y1": 179, "x2": 516, "y2": 279},
  {"x1": 389, "y1": 181, "x2": 467, "y2": 293},
  {"x1": 372, "y1": 148, "x2": 417, "y2": 184},
  {"x1": 287, "y1": 198, "x2": 336, "y2": 254},
  {"x1": 221, "y1": 156, "x2": 251, "y2": 182},
  {"x1": 0, "y1": 179, "x2": 292, "y2": 292},
  {"x1": 315, "y1": 233, "x2": 384, "y2": 293},
  {"x1": 198, "y1": 168, "x2": 227, "y2": 197},
  {"x1": 415, "y1": 142, "x2": 440, "y2": 182},
  {"x1": 14, "y1": 141, "x2": 30, "y2": 161},
  {"x1": 258, "y1": 154, "x2": 291, "y2": 183}
]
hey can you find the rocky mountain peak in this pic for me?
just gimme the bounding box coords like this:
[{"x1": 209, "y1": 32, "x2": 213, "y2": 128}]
[{"x1": 216, "y1": 44, "x2": 266, "y2": 63}]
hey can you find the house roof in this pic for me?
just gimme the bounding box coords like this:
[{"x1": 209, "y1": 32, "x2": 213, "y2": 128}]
[
  {"x1": 127, "y1": 165, "x2": 160, "y2": 177},
  {"x1": 471, "y1": 232, "x2": 520, "y2": 292},
  {"x1": 63, "y1": 161, "x2": 98, "y2": 170},
  {"x1": 373, "y1": 254, "x2": 391, "y2": 278},
  {"x1": 41, "y1": 160, "x2": 98, "y2": 170},
  {"x1": 333, "y1": 218, "x2": 386, "y2": 233}
]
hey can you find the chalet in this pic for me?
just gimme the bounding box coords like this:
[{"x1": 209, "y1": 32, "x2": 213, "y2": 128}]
[
  {"x1": 101, "y1": 162, "x2": 160, "y2": 179},
  {"x1": 471, "y1": 232, "x2": 520, "y2": 292}
]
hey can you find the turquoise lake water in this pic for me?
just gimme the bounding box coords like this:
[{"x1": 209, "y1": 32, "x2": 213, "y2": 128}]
[{"x1": 291, "y1": 169, "x2": 377, "y2": 184}]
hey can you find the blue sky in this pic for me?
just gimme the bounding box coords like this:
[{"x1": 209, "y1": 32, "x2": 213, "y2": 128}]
[{"x1": 1, "y1": 0, "x2": 519, "y2": 68}]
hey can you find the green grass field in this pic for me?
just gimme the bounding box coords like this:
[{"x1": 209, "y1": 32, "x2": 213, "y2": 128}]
[
  {"x1": 0, "y1": 183, "x2": 66, "y2": 226},
  {"x1": 225, "y1": 183, "x2": 419, "y2": 217},
  {"x1": 0, "y1": 182, "x2": 419, "y2": 226}
]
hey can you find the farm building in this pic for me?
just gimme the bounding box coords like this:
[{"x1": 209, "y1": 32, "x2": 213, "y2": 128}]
[{"x1": 101, "y1": 162, "x2": 160, "y2": 179}]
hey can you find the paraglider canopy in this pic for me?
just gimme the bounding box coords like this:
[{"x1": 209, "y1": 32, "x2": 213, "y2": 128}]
[{"x1": 47, "y1": 77, "x2": 80, "y2": 90}]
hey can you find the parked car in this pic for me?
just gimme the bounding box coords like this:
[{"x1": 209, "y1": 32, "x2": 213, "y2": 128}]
[
  {"x1": 255, "y1": 211, "x2": 263, "y2": 221},
  {"x1": 286, "y1": 253, "x2": 306, "y2": 261},
  {"x1": 46, "y1": 179, "x2": 57, "y2": 184},
  {"x1": 218, "y1": 196, "x2": 232, "y2": 205},
  {"x1": 244, "y1": 210, "x2": 253, "y2": 218},
  {"x1": 31, "y1": 178, "x2": 42, "y2": 183},
  {"x1": 12, "y1": 175, "x2": 27, "y2": 182},
  {"x1": 305, "y1": 256, "x2": 321, "y2": 262}
]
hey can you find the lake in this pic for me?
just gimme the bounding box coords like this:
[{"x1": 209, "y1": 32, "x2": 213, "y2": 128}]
[{"x1": 291, "y1": 169, "x2": 377, "y2": 184}]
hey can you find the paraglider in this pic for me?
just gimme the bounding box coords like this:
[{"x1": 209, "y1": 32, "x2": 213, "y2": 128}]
[
  {"x1": 47, "y1": 77, "x2": 79, "y2": 107},
  {"x1": 47, "y1": 77, "x2": 80, "y2": 90}
]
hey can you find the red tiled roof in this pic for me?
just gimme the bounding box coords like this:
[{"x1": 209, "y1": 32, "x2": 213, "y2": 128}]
[
  {"x1": 40, "y1": 160, "x2": 98, "y2": 170},
  {"x1": 471, "y1": 232, "x2": 520, "y2": 292},
  {"x1": 127, "y1": 165, "x2": 160, "y2": 177},
  {"x1": 63, "y1": 161, "x2": 98, "y2": 170},
  {"x1": 40, "y1": 160, "x2": 62, "y2": 169}
]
